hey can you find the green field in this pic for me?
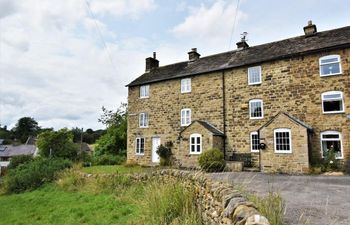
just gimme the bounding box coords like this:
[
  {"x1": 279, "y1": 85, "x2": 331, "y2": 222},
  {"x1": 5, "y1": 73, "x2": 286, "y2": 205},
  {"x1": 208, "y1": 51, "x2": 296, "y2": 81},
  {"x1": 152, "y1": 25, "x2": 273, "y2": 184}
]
[
  {"x1": 0, "y1": 185, "x2": 141, "y2": 225},
  {"x1": 0, "y1": 165, "x2": 199, "y2": 225}
]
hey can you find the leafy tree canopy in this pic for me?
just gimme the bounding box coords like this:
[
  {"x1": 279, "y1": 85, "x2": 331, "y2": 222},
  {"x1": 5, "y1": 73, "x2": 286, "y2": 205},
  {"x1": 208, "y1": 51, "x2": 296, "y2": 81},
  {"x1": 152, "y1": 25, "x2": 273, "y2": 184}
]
[
  {"x1": 13, "y1": 117, "x2": 40, "y2": 143},
  {"x1": 94, "y1": 103, "x2": 127, "y2": 156},
  {"x1": 37, "y1": 128, "x2": 79, "y2": 160}
]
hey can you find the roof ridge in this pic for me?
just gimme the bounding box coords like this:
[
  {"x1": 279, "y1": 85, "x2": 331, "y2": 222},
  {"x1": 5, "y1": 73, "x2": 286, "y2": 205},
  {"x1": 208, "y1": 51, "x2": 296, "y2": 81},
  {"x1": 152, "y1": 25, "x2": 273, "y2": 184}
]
[{"x1": 128, "y1": 25, "x2": 350, "y2": 87}]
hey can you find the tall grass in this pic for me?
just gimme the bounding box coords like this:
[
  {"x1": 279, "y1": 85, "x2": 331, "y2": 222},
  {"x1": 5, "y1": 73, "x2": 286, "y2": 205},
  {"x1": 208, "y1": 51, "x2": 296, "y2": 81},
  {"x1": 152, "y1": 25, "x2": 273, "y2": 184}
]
[
  {"x1": 240, "y1": 188, "x2": 285, "y2": 225},
  {"x1": 57, "y1": 168, "x2": 202, "y2": 224},
  {"x1": 142, "y1": 179, "x2": 201, "y2": 225}
]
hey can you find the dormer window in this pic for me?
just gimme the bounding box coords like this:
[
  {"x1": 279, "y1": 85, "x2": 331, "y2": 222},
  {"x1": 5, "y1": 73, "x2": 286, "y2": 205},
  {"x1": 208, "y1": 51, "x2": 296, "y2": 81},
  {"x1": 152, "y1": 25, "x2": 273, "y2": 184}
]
[
  {"x1": 248, "y1": 66, "x2": 262, "y2": 85},
  {"x1": 319, "y1": 55, "x2": 342, "y2": 76},
  {"x1": 140, "y1": 85, "x2": 149, "y2": 98},
  {"x1": 181, "y1": 78, "x2": 191, "y2": 93}
]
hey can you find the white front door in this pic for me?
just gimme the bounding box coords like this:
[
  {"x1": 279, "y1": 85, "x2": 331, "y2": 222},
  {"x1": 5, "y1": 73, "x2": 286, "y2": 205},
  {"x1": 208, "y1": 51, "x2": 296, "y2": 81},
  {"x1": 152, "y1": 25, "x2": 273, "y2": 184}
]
[{"x1": 152, "y1": 137, "x2": 161, "y2": 163}]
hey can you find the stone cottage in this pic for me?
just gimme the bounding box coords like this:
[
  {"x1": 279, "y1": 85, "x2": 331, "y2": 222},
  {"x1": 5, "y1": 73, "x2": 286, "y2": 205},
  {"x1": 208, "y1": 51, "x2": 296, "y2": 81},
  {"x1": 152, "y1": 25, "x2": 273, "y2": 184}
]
[{"x1": 126, "y1": 22, "x2": 350, "y2": 173}]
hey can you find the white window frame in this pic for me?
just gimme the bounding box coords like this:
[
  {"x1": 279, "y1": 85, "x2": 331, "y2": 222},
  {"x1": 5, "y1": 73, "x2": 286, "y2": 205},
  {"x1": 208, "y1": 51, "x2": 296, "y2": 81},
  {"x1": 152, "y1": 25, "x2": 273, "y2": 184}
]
[
  {"x1": 181, "y1": 108, "x2": 191, "y2": 126},
  {"x1": 250, "y1": 131, "x2": 260, "y2": 153},
  {"x1": 135, "y1": 137, "x2": 145, "y2": 155},
  {"x1": 140, "y1": 85, "x2": 149, "y2": 98},
  {"x1": 139, "y1": 112, "x2": 149, "y2": 128},
  {"x1": 190, "y1": 133, "x2": 202, "y2": 154},
  {"x1": 320, "y1": 131, "x2": 343, "y2": 159},
  {"x1": 274, "y1": 128, "x2": 292, "y2": 154},
  {"x1": 319, "y1": 55, "x2": 342, "y2": 77},
  {"x1": 249, "y1": 99, "x2": 264, "y2": 119},
  {"x1": 248, "y1": 66, "x2": 262, "y2": 85},
  {"x1": 181, "y1": 78, "x2": 191, "y2": 93},
  {"x1": 321, "y1": 91, "x2": 344, "y2": 114}
]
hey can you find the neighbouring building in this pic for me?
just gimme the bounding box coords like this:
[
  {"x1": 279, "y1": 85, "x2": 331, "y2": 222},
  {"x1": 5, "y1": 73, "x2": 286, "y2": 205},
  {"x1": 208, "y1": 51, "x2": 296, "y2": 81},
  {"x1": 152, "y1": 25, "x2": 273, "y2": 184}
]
[
  {"x1": 0, "y1": 137, "x2": 38, "y2": 169},
  {"x1": 126, "y1": 22, "x2": 350, "y2": 173}
]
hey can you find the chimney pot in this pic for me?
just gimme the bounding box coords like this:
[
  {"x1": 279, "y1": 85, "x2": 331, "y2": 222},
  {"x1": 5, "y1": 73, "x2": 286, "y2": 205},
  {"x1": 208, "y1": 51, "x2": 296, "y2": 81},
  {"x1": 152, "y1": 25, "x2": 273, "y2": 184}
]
[
  {"x1": 145, "y1": 52, "x2": 159, "y2": 72},
  {"x1": 303, "y1": 20, "x2": 317, "y2": 37},
  {"x1": 236, "y1": 32, "x2": 249, "y2": 50},
  {"x1": 188, "y1": 48, "x2": 200, "y2": 62}
]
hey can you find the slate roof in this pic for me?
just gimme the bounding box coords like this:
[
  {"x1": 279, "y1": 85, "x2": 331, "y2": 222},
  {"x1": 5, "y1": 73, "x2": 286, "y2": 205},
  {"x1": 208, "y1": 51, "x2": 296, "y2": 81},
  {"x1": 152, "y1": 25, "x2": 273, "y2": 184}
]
[
  {"x1": 0, "y1": 144, "x2": 36, "y2": 157},
  {"x1": 180, "y1": 120, "x2": 224, "y2": 136},
  {"x1": 258, "y1": 112, "x2": 313, "y2": 131},
  {"x1": 128, "y1": 25, "x2": 350, "y2": 87}
]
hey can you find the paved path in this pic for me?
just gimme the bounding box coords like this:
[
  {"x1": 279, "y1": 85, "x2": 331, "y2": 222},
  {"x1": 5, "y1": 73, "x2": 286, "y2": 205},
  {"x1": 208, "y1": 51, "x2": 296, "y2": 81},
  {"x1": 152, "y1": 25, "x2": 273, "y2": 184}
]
[{"x1": 208, "y1": 172, "x2": 350, "y2": 225}]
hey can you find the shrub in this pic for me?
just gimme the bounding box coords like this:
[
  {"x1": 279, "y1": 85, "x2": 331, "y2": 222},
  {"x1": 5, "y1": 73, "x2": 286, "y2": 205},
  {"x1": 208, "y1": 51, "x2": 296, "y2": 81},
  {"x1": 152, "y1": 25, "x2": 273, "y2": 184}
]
[
  {"x1": 198, "y1": 148, "x2": 226, "y2": 172},
  {"x1": 156, "y1": 145, "x2": 172, "y2": 166},
  {"x1": 93, "y1": 154, "x2": 126, "y2": 166},
  {"x1": 322, "y1": 149, "x2": 341, "y2": 172},
  {"x1": 4, "y1": 158, "x2": 72, "y2": 193},
  {"x1": 7, "y1": 155, "x2": 33, "y2": 170}
]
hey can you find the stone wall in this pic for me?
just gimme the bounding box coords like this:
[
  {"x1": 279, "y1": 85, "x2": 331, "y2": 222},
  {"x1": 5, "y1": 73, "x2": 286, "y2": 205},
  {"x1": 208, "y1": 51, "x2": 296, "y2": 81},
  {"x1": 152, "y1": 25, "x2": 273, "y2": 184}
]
[{"x1": 83, "y1": 169, "x2": 270, "y2": 225}]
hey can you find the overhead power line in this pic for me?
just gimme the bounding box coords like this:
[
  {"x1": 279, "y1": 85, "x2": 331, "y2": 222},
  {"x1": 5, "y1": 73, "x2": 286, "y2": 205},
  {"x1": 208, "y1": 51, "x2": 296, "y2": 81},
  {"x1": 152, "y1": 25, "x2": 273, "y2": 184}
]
[
  {"x1": 228, "y1": 0, "x2": 241, "y2": 50},
  {"x1": 84, "y1": 0, "x2": 118, "y2": 72}
]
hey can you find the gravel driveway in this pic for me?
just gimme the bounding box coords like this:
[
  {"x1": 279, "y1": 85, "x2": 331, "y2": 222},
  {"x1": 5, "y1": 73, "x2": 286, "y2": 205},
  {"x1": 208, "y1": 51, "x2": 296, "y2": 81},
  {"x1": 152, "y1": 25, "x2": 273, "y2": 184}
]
[{"x1": 208, "y1": 172, "x2": 350, "y2": 225}]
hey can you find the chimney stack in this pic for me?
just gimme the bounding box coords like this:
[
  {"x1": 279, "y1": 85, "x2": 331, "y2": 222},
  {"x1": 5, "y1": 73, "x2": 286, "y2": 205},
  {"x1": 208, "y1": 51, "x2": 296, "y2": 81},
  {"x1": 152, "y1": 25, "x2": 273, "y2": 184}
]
[
  {"x1": 188, "y1": 48, "x2": 200, "y2": 62},
  {"x1": 236, "y1": 32, "x2": 249, "y2": 50},
  {"x1": 303, "y1": 20, "x2": 317, "y2": 37},
  {"x1": 145, "y1": 52, "x2": 159, "y2": 72}
]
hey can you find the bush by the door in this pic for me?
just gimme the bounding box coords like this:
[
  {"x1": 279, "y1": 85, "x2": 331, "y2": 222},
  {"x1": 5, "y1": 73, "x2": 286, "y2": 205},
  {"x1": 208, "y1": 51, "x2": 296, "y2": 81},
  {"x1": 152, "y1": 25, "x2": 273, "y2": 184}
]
[{"x1": 198, "y1": 148, "x2": 226, "y2": 172}]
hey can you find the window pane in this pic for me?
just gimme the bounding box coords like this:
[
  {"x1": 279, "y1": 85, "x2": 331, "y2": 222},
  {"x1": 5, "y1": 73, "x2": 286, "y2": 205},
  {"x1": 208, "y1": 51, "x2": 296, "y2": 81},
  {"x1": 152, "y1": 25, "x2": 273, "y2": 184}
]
[
  {"x1": 250, "y1": 101, "x2": 262, "y2": 118},
  {"x1": 322, "y1": 140, "x2": 342, "y2": 158},
  {"x1": 251, "y1": 133, "x2": 259, "y2": 151},
  {"x1": 136, "y1": 139, "x2": 140, "y2": 153},
  {"x1": 275, "y1": 132, "x2": 290, "y2": 151},
  {"x1": 140, "y1": 138, "x2": 144, "y2": 153},
  {"x1": 321, "y1": 57, "x2": 338, "y2": 64},
  {"x1": 322, "y1": 134, "x2": 340, "y2": 139},
  {"x1": 323, "y1": 100, "x2": 342, "y2": 112},
  {"x1": 191, "y1": 145, "x2": 195, "y2": 153},
  {"x1": 323, "y1": 94, "x2": 341, "y2": 99},
  {"x1": 248, "y1": 67, "x2": 261, "y2": 84},
  {"x1": 191, "y1": 137, "x2": 195, "y2": 144},
  {"x1": 321, "y1": 63, "x2": 340, "y2": 75},
  {"x1": 196, "y1": 144, "x2": 200, "y2": 152}
]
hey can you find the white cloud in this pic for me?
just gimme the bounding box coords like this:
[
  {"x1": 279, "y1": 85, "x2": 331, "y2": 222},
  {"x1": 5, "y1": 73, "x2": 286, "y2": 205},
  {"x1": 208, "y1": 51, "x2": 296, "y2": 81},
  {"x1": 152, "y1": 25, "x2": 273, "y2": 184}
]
[
  {"x1": 89, "y1": 0, "x2": 156, "y2": 19},
  {"x1": 0, "y1": 0, "x2": 150, "y2": 129},
  {"x1": 171, "y1": 0, "x2": 247, "y2": 47}
]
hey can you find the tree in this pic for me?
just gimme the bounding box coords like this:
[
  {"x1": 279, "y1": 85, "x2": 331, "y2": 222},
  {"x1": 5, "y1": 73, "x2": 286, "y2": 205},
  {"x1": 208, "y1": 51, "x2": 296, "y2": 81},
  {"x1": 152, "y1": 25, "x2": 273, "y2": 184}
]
[
  {"x1": 13, "y1": 117, "x2": 40, "y2": 143},
  {"x1": 94, "y1": 103, "x2": 127, "y2": 156},
  {"x1": 37, "y1": 128, "x2": 79, "y2": 160}
]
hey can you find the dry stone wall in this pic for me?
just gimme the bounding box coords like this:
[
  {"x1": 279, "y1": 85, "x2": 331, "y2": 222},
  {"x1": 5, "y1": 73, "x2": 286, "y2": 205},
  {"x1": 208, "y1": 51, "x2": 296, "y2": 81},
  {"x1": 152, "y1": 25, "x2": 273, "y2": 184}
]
[
  {"x1": 83, "y1": 169, "x2": 270, "y2": 225},
  {"x1": 155, "y1": 169, "x2": 269, "y2": 225}
]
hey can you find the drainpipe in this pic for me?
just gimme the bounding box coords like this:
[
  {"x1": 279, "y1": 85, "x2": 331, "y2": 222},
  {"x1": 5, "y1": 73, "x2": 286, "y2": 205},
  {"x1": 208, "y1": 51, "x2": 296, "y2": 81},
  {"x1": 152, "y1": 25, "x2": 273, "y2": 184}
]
[
  {"x1": 222, "y1": 71, "x2": 227, "y2": 160},
  {"x1": 258, "y1": 130, "x2": 262, "y2": 172}
]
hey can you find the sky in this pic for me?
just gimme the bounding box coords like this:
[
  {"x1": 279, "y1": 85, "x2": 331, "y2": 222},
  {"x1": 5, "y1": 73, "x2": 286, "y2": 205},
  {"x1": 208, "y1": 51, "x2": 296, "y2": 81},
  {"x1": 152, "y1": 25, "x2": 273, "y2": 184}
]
[{"x1": 0, "y1": 0, "x2": 349, "y2": 130}]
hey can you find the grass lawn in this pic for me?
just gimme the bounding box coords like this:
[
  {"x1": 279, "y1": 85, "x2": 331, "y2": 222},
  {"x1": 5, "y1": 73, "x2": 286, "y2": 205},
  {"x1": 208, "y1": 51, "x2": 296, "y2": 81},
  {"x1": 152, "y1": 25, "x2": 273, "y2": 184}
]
[
  {"x1": 0, "y1": 184, "x2": 142, "y2": 225},
  {"x1": 81, "y1": 165, "x2": 154, "y2": 175},
  {"x1": 0, "y1": 165, "x2": 200, "y2": 225}
]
